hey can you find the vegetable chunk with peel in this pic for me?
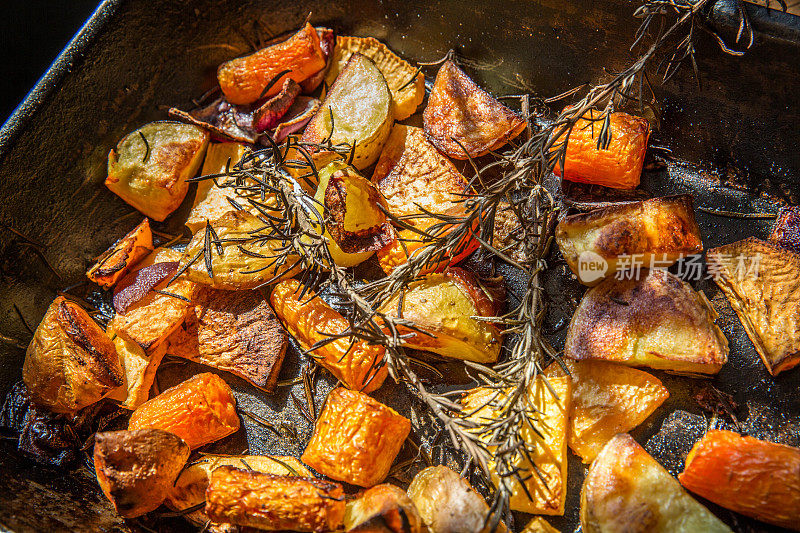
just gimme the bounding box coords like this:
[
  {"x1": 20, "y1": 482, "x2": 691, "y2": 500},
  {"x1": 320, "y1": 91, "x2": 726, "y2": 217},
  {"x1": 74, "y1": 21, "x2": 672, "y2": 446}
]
[{"x1": 86, "y1": 218, "x2": 153, "y2": 288}]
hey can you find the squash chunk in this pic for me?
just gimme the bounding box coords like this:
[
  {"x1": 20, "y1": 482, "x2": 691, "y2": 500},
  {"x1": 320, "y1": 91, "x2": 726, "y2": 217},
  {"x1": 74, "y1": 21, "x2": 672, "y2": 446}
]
[
  {"x1": 581, "y1": 434, "x2": 731, "y2": 533},
  {"x1": 206, "y1": 466, "x2": 346, "y2": 532},
  {"x1": 166, "y1": 288, "x2": 288, "y2": 392},
  {"x1": 553, "y1": 110, "x2": 650, "y2": 190},
  {"x1": 707, "y1": 238, "x2": 800, "y2": 375},
  {"x1": 521, "y1": 517, "x2": 560, "y2": 533},
  {"x1": 106, "y1": 121, "x2": 209, "y2": 221},
  {"x1": 565, "y1": 269, "x2": 728, "y2": 374},
  {"x1": 186, "y1": 142, "x2": 251, "y2": 232},
  {"x1": 423, "y1": 60, "x2": 525, "y2": 159},
  {"x1": 462, "y1": 376, "x2": 570, "y2": 515},
  {"x1": 325, "y1": 36, "x2": 425, "y2": 121},
  {"x1": 345, "y1": 483, "x2": 424, "y2": 533},
  {"x1": 270, "y1": 279, "x2": 387, "y2": 393},
  {"x1": 87, "y1": 218, "x2": 153, "y2": 288},
  {"x1": 544, "y1": 360, "x2": 669, "y2": 462},
  {"x1": 679, "y1": 430, "x2": 800, "y2": 531},
  {"x1": 128, "y1": 372, "x2": 240, "y2": 450},
  {"x1": 376, "y1": 226, "x2": 479, "y2": 275},
  {"x1": 217, "y1": 22, "x2": 326, "y2": 105},
  {"x1": 302, "y1": 388, "x2": 411, "y2": 487},
  {"x1": 106, "y1": 325, "x2": 166, "y2": 409},
  {"x1": 93, "y1": 428, "x2": 190, "y2": 518},
  {"x1": 23, "y1": 297, "x2": 122, "y2": 414}
]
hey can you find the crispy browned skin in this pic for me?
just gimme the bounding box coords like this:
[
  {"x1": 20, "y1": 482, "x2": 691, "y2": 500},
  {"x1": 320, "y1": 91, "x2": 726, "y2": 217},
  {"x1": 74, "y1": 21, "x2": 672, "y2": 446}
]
[
  {"x1": 87, "y1": 218, "x2": 153, "y2": 288},
  {"x1": 679, "y1": 430, "x2": 800, "y2": 531},
  {"x1": 22, "y1": 297, "x2": 122, "y2": 413},
  {"x1": 94, "y1": 428, "x2": 190, "y2": 518},
  {"x1": 770, "y1": 206, "x2": 800, "y2": 253},
  {"x1": 302, "y1": 388, "x2": 411, "y2": 488},
  {"x1": 345, "y1": 484, "x2": 424, "y2": 533},
  {"x1": 206, "y1": 466, "x2": 345, "y2": 532},
  {"x1": 324, "y1": 169, "x2": 393, "y2": 254},
  {"x1": 423, "y1": 60, "x2": 525, "y2": 159}
]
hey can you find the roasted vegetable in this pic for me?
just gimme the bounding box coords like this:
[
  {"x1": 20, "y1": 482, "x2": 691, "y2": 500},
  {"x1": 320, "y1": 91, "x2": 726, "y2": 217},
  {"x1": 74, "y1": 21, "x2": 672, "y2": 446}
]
[
  {"x1": 553, "y1": 109, "x2": 650, "y2": 190},
  {"x1": 128, "y1": 372, "x2": 239, "y2": 449},
  {"x1": 679, "y1": 430, "x2": 800, "y2": 531},
  {"x1": 22, "y1": 297, "x2": 122, "y2": 414},
  {"x1": 324, "y1": 36, "x2": 425, "y2": 121},
  {"x1": 544, "y1": 360, "x2": 669, "y2": 462},
  {"x1": 555, "y1": 195, "x2": 702, "y2": 285},
  {"x1": 206, "y1": 466, "x2": 346, "y2": 532},
  {"x1": 345, "y1": 484, "x2": 424, "y2": 533},
  {"x1": 423, "y1": 60, "x2": 525, "y2": 159},
  {"x1": 521, "y1": 518, "x2": 560, "y2": 533},
  {"x1": 270, "y1": 279, "x2": 387, "y2": 392},
  {"x1": 106, "y1": 325, "x2": 167, "y2": 409},
  {"x1": 581, "y1": 433, "x2": 731, "y2": 533},
  {"x1": 770, "y1": 205, "x2": 800, "y2": 253},
  {"x1": 105, "y1": 121, "x2": 209, "y2": 221},
  {"x1": 273, "y1": 95, "x2": 322, "y2": 142},
  {"x1": 462, "y1": 376, "x2": 570, "y2": 515},
  {"x1": 707, "y1": 237, "x2": 800, "y2": 375},
  {"x1": 166, "y1": 288, "x2": 288, "y2": 392},
  {"x1": 302, "y1": 387, "x2": 411, "y2": 487},
  {"x1": 93, "y1": 428, "x2": 190, "y2": 518},
  {"x1": 376, "y1": 226, "x2": 479, "y2": 275},
  {"x1": 186, "y1": 142, "x2": 250, "y2": 232},
  {"x1": 86, "y1": 218, "x2": 153, "y2": 288},
  {"x1": 217, "y1": 22, "x2": 327, "y2": 105},
  {"x1": 565, "y1": 269, "x2": 728, "y2": 374}
]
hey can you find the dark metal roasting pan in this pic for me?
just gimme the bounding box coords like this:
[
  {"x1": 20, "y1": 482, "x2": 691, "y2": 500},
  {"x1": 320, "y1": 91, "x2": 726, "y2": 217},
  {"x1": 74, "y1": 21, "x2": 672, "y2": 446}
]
[{"x1": 0, "y1": 0, "x2": 799, "y2": 531}]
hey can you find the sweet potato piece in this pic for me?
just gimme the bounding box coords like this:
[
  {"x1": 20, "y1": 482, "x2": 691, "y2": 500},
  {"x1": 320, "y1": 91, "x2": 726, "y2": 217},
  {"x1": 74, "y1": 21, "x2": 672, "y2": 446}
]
[
  {"x1": 166, "y1": 288, "x2": 288, "y2": 392},
  {"x1": 22, "y1": 297, "x2": 122, "y2": 414},
  {"x1": 345, "y1": 484, "x2": 424, "y2": 533},
  {"x1": 87, "y1": 218, "x2": 153, "y2": 288},
  {"x1": 106, "y1": 325, "x2": 167, "y2": 409},
  {"x1": 128, "y1": 372, "x2": 239, "y2": 449},
  {"x1": 93, "y1": 428, "x2": 190, "y2": 518},
  {"x1": 206, "y1": 466, "x2": 346, "y2": 532},
  {"x1": 770, "y1": 205, "x2": 800, "y2": 254},
  {"x1": 423, "y1": 60, "x2": 525, "y2": 159},
  {"x1": 302, "y1": 388, "x2": 411, "y2": 488},
  {"x1": 376, "y1": 226, "x2": 479, "y2": 275},
  {"x1": 217, "y1": 22, "x2": 326, "y2": 105},
  {"x1": 270, "y1": 279, "x2": 387, "y2": 393},
  {"x1": 544, "y1": 360, "x2": 669, "y2": 462},
  {"x1": 521, "y1": 517, "x2": 560, "y2": 533},
  {"x1": 553, "y1": 109, "x2": 650, "y2": 190},
  {"x1": 679, "y1": 430, "x2": 800, "y2": 531}
]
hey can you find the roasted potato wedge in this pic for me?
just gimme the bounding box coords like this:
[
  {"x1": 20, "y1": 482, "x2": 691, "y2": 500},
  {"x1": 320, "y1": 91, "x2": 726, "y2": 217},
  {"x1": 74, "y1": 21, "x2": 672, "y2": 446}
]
[
  {"x1": 522, "y1": 517, "x2": 560, "y2": 533},
  {"x1": 423, "y1": 60, "x2": 525, "y2": 159},
  {"x1": 22, "y1": 296, "x2": 122, "y2": 414},
  {"x1": 105, "y1": 121, "x2": 209, "y2": 221},
  {"x1": 555, "y1": 194, "x2": 702, "y2": 285},
  {"x1": 679, "y1": 430, "x2": 800, "y2": 531},
  {"x1": 166, "y1": 288, "x2": 288, "y2": 392},
  {"x1": 462, "y1": 376, "x2": 570, "y2": 515},
  {"x1": 128, "y1": 372, "x2": 239, "y2": 450},
  {"x1": 345, "y1": 483, "x2": 424, "y2": 533},
  {"x1": 87, "y1": 218, "x2": 153, "y2": 288},
  {"x1": 707, "y1": 237, "x2": 800, "y2": 375},
  {"x1": 106, "y1": 325, "x2": 167, "y2": 409},
  {"x1": 270, "y1": 279, "x2": 387, "y2": 392},
  {"x1": 302, "y1": 387, "x2": 411, "y2": 488},
  {"x1": 581, "y1": 433, "x2": 731, "y2": 533},
  {"x1": 324, "y1": 36, "x2": 425, "y2": 121},
  {"x1": 565, "y1": 269, "x2": 728, "y2": 374},
  {"x1": 94, "y1": 428, "x2": 190, "y2": 518},
  {"x1": 206, "y1": 466, "x2": 346, "y2": 532},
  {"x1": 770, "y1": 205, "x2": 800, "y2": 254},
  {"x1": 544, "y1": 360, "x2": 669, "y2": 462},
  {"x1": 379, "y1": 268, "x2": 504, "y2": 363}
]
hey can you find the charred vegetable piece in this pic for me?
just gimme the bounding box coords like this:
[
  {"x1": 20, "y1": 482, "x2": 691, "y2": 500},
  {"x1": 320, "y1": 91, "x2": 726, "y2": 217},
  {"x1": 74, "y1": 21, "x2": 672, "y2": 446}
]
[
  {"x1": 300, "y1": 28, "x2": 335, "y2": 93},
  {"x1": 206, "y1": 466, "x2": 346, "y2": 532},
  {"x1": 325, "y1": 36, "x2": 425, "y2": 121},
  {"x1": 105, "y1": 121, "x2": 209, "y2": 221},
  {"x1": 707, "y1": 237, "x2": 800, "y2": 375},
  {"x1": 566, "y1": 269, "x2": 728, "y2": 374},
  {"x1": 555, "y1": 194, "x2": 702, "y2": 286},
  {"x1": 252, "y1": 78, "x2": 302, "y2": 132},
  {"x1": 270, "y1": 279, "x2": 387, "y2": 392},
  {"x1": 302, "y1": 387, "x2": 411, "y2": 488},
  {"x1": 521, "y1": 517, "x2": 560, "y2": 533},
  {"x1": 492, "y1": 200, "x2": 528, "y2": 264},
  {"x1": 770, "y1": 205, "x2": 800, "y2": 254},
  {"x1": 106, "y1": 325, "x2": 167, "y2": 409},
  {"x1": 544, "y1": 360, "x2": 669, "y2": 463},
  {"x1": 423, "y1": 60, "x2": 525, "y2": 159},
  {"x1": 22, "y1": 296, "x2": 122, "y2": 414},
  {"x1": 93, "y1": 428, "x2": 190, "y2": 518},
  {"x1": 127, "y1": 372, "x2": 239, "y2": 450},
  {"x1": 169, "y1": 97, "x2": 257, "y2": 144},
  {"x1": 86, "y1": 218, "x2": 153, "y2": 288},
  {"x1": 553, "y1": 109, "x2": 650, "y2": 190},
  {"x1": 679, "y1": 430, "x2": 800, "y2": 531},
  {"x1": 462, "y1": 375, "x2": 570, "y2": 515},
  {"x1": 273, "y1": 95, "x2": 321, "y2": 143},
  {"x1": 187, "y1": 142, "x2": 249, "y2": 232},
  {"x1": 379, "y1": 268, "x2": 504, "y2": 363},
  {"x1": 581, "y1": 434, "x2": 731, "y2": 533},
  {"x1": 376, "y1": 226, "x2": 479, "y2": 275},
  {"x1": 345, "y1": 484, "x2": 424, "y2": 533},
  {"x1": 217, "y1": 22, "x2": 326, "y2": 105}
]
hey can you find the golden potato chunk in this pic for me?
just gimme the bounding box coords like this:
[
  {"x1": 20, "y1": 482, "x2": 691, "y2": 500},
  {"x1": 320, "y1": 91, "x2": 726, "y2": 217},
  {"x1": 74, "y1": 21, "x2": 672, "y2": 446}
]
[
  {"x1": 105, "y1": 121, "x2": 209, "y2": 221},
  {"x1": 345, "y1": 483, "x2": 424, "y2": 533},
  {"x1": 87, "y1": 218, "x2": 153, "y2": 288},
  {"x1": 106, "y1": 325, "x2": 166, "y2": 409},
  {"x1": 521, "y1": 517, "x2": 560, "y2": 533}
]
